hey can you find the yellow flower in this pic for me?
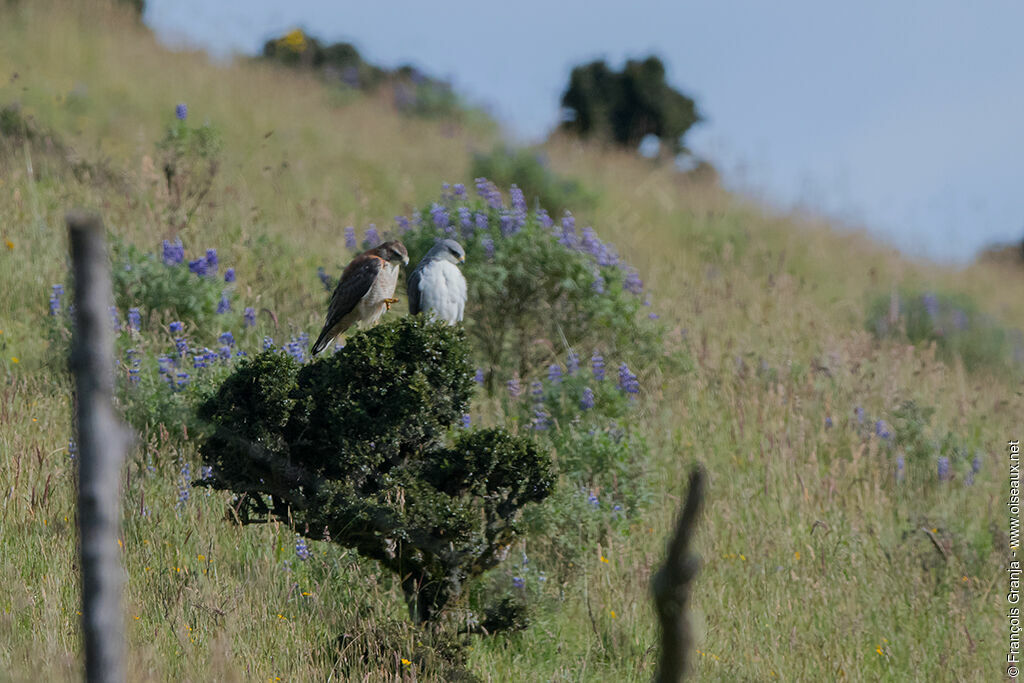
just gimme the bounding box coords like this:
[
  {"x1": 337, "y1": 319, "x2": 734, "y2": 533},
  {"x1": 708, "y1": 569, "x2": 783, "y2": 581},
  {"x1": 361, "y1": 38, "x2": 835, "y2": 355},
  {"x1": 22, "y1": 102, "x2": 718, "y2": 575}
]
[
  {"x1": 5, "y1": 239, "x2": 13, "y2": 250},
  {"x1": 609, "y1": 610, "x2": 616, "y2": 618},
  {"x1": 401, "y1": 658, "x2": 412, "y2": 666},
  {"x1": 280, "y1": 28, "x2": 307, "y2": 52},
  {"x1": 794, "y1": 551, "x2": 800, "y2": 561},
  {"x1": 876, "y1": 646, "x2": 883, "y2": 655},
  {"x1": 600, "y1": 555, "x2": 609, "y2": 564},
  {"x1": 197, "y1": 554, "x2": 205, "y2": 561},
  {"x1": 10, "y1": 357, "x2": 18, "y2": 364}
]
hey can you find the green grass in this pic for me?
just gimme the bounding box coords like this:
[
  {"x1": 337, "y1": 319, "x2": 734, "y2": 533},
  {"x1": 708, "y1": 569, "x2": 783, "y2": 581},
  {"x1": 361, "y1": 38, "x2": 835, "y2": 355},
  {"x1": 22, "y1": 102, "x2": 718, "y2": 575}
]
[{"x1": 1, "y1": 1, "x2": 1020, "y2": 680}]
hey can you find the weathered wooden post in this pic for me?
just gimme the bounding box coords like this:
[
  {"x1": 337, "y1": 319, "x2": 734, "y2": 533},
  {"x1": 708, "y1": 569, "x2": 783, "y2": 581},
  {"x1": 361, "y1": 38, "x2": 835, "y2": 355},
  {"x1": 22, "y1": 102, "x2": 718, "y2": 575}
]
[
  {"x1": 68, "y1": 211, "x2": 127, "y2": 683},
  {"x1": 651, "y1": 465, "x2": 706, "y2": 683}
]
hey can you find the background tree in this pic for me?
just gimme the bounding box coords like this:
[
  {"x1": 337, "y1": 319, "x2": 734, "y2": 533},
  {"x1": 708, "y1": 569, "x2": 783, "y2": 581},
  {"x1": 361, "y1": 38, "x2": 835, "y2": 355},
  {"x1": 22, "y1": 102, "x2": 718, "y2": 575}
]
[{"x1": 559, "y1": 56, "x2": 700, "y2": 156}]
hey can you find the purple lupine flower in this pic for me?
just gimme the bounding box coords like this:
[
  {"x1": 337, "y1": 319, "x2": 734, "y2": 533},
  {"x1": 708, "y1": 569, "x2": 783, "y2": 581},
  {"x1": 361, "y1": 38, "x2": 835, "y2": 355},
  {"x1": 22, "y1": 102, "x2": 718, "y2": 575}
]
[
  {"x1": 175, "y1": 336, "x2": 188, "y2": 357},
  {"x1": 128, "y1": 307, "x2": 141, "y2": 330},
  {"x1": 972, "y1": 453, "x2": 982, "y2": 474},
  {"x1": 219, "y1": 331, "x2": 235, "y2": 347},
  {"x1": 395, "y1": 215, "x2": 411, "y2": 233},
  {"x1": 510, "y1": 184, "x2": 526, "y2": 213},
  {"x1": 453, "y1": 183, "x2": 466, "y2": 199},
  {"x1": 193, "y1": 354, "x2": 207, "y2": 369},
  {"x1": 475, "y1": 177, "x2": 503, "y2": 208},
  {"x1": 512, "y1": 576, "x2": 525, "y2": 589},
  {"x1": 263, "y1": 336, "x2": 274, "y2": 350},
  {"x1": 530, "y1": 380, "x2": 544, "y2": 402},
  {"x1": 344, "y1": 226, "x2": 357, "y2": 249},
  {"x1": 535, "y1": 208, "x2": 552, "y2": 229},
  {"x1": 218, "y1": 345, "x2": 231, "y2": 360},
  {"x1": 580, "y1": 386, "x2": 595, "y2": 411},
  {"x1": 474, "y1": 368, "x2": 485, "y2": 385},
  {"x1": 216, "y1": 292, "x2": 231, "y2": 314},
  {"x1": 295, "y1": 536, "x2": 310, "y2": 561},
  {"x1": 937, "y1": 456, "x2": 951, "y2": 481},
  {"x1": 824, "y1": 416, "x2": 833, "y2": 429},
  {"x1": 431, "y1": 203, "x2": 452, "y2": 235},
  {"x1": 157, "y1": 355, "x2": 174, "y2": 374},
  {"x1": 922, "y1": 293, "x2": 939, "y2": 320},
  {"x1": 895, "y1": 454, "x2": 905, "y2": 482},
  {"x1": 175, "y1": 103, "x2": 188, "y2": 121},
  {"x1": 482, "y1": 236, "x2": 495, "y2": 260},
  {"x1": 365, "y1": 225, "x2": 381, "y2": 247},
  {"x1": 461, "y1": 413, "x2": 471, "y2": 429},
  {"x1": 499, "y1": 212, "x2": 514, "y2": 237},
  {"x1": 317, "y1": 267, "x2": 333, "y2": 291},
  {"x1": 567, "y1": 351, "x2": 579, "y2": 376},
  {"x1": 458, "y1": 207, "x2": 473, "y2": 234},
  {"x1": 109, "y1": 307, "x2": 120, "y2": 330},
  {"x1": 285, "y1": 340, "x2": 305, "y2": 363},
  {"x1": 591, "y1": 275, "x2": 605, "y2": 294},
  {"x1": 591, "y1": 351, "x2": 605, "y2": 381},
  {"x1": 587, "y1": 491, "x2": 599, "y2": 507},
  {"x1": 855, "y1": 406, "x2": 864, "y2": 424},
  {"x1": 648, "y1": 312, "x2": 660, "y2": 320},
  {"x1": 874, "y1": 420, "x2": 892, "y2": 440},
  {"x1": 244, "y1": 307, "x2": 256, "y2": 327},
  {"x1": 623, "y1": 269, "x2": 644, "y2": 295},
  {"x1": 200, "y1": 465, "x2": 213, "y2": 481},
  {"x1": 205, "y1": 248, "x2": 218, "y2": 273},
  {"x1": 474, "y1": 211, "x2": 488, "y2": 232},
  {"x1": 531, "y1": 406, "x2": 549, "y2": 431},
  {"x1": 580, "y1": 227, "x2": 601, "y2": 257},
  {"x1": 176, "y1": 462, "x2": 191, "y2": 506},
  {"x1": 68, "y1": 439, "x2": 77, "y2": 460},
  {"x1": 224, "y1": 267, "x2": 235, "y2": 283},
  {"x1": 548, "y1": 364, "x2": 563, "y2": 384},
  {"x1": 559, "y1": 212, "x2": 576, "y2": 247},
  {"x1": 162, "y1": 239, "x2": 183, "y2": 266},
  {"x1": 507, "y1": 376, "x2": 522, "y2": 399},
  {"x1": 188, "y1": 258, "x2": 208, "y2": 277},
  {"x1": 618, "y1": 363, "x2": 639, "y2": 395}
]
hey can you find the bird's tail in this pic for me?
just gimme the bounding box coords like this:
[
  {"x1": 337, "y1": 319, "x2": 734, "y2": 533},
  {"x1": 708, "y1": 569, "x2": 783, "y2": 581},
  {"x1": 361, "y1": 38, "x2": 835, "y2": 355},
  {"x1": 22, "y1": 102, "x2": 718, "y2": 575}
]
[{"x1": 310, "y1": 328, "x2": 334, "y2": 356}]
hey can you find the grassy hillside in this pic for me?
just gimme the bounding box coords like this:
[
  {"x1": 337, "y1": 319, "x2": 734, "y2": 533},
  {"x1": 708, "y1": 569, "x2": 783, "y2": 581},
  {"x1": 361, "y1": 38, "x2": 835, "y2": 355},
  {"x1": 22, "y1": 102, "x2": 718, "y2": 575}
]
[{"x1": 1, "y1": 1, "x2": 1020, "y2": 680}]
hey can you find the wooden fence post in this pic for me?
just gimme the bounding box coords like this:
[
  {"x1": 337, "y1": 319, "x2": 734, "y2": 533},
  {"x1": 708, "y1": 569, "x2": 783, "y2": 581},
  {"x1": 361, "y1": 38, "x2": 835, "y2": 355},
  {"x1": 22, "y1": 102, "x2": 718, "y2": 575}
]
[
  {"x1": 68, "y1": 211, "x2": 127, "y2": 683},
  {"x1": 651, "y1": 465, "x2": 706, "y2": 683}
]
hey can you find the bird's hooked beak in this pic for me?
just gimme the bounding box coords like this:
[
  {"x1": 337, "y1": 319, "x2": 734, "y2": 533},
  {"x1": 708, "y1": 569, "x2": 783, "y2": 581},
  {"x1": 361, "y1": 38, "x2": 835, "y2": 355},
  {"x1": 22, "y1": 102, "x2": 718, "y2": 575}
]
[
  {"x1": 459, "y1": 254, "x2": 466, "y2": 265},
  {"x1": 403, "y1": 255, "x2": 409, "y2": 266}
]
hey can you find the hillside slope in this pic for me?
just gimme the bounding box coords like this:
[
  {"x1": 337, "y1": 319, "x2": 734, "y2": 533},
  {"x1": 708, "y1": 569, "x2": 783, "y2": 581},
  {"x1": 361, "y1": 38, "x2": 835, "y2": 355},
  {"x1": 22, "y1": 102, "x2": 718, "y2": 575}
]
[{"x1": 1, "y1": 2, "x2": 1020, "y2": 680}]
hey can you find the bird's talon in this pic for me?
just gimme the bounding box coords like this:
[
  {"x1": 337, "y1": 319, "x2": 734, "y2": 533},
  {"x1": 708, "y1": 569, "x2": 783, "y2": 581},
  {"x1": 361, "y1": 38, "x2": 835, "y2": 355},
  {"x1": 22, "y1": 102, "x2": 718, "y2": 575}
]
[{"x1": 384, "y1": 297, "x2": 399, "y2": 311}]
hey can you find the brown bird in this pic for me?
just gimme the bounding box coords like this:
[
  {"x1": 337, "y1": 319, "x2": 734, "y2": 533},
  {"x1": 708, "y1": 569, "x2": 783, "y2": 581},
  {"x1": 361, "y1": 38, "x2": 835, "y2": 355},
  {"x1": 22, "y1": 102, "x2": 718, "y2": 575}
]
[{"x1": 310, "y1": 240, "x2": 409, "y2": 355}]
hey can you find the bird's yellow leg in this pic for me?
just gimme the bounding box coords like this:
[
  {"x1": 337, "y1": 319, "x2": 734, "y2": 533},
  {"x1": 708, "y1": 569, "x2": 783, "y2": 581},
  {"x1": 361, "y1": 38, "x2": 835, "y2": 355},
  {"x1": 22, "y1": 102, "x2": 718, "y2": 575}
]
[{"x1": 383, "y1": 298, "x2": 399, "y2": 311}]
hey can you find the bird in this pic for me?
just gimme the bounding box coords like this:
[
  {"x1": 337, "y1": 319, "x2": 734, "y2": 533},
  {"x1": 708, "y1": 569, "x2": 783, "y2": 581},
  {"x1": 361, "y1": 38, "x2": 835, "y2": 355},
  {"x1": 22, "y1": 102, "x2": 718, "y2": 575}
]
[
  {"x1": 406, "y1": 239, "x2": 467, "y2": 325},
  {"x1": 310, "y1": 240, "x2": 409, "y2": 355}
]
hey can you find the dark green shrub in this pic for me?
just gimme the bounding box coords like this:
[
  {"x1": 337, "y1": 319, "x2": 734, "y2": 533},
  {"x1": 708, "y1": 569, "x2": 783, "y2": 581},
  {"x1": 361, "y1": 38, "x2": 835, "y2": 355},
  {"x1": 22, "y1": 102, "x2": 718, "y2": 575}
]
[
  {"x1": 866, "y1": 289, "x2": 1022, "y2": 373},
  {"x1": 469, "y1": 146, "x2": 594, "y2": 216},
  {"x1": 559, "y1": 56, "x2": 701, "y2": 155},
  {"x1": 401, "y1": 182, "x2": 665, "y2": 384},
  {"x1": 197, "y1": 317, "x2": 554, "y2": 623}
]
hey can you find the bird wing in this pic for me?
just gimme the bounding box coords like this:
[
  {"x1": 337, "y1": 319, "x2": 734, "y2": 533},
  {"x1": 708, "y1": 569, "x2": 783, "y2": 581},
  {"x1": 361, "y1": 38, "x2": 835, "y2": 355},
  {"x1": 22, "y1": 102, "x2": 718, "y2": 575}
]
[
  {"x1": 310, "y1": 255, "x2": 382, "y2": 354},
  {"x1": 406, "y1": 261, "x2": 424, "y2": 316}
]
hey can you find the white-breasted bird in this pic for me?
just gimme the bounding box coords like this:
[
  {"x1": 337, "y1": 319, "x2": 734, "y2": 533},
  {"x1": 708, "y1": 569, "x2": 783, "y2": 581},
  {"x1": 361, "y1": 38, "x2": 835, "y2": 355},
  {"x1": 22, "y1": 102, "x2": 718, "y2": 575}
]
[
  {"x1": 406, "y1": 239, "x2": 467, "y2": 325},
  {"x1": 310, "y1": 240, "x2": 409, "y2": 355}
]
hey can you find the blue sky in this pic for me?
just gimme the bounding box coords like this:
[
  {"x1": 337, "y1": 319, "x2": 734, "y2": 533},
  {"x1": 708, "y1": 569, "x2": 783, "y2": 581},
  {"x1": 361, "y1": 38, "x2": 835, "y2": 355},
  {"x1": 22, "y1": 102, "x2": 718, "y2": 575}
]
[{"x1": 145, "y1": 0, "x2": 1024, "y2": 263}]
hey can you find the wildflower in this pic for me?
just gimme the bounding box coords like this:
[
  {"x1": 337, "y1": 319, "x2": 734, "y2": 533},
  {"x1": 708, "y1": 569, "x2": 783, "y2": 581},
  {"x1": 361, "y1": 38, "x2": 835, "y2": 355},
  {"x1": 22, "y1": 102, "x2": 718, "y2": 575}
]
[
  {"x1": 588, "y1": 492, "x2": 599, "y2": 507},
  {"x1": 216, "y1": 292, "x2": 231, "y2": 314},
  {"x1": 474, "y1": 211, "x2": 489, "y2": 232},
  {"x1": 224, "y1": 267, "x2": 235, "y2": 283},
  {"x1": 548, "y1": 363, "x2": 562, "y2": 384},
  {"x1": 344, "y1": 226, "x2": 356, "y2": 249},
  {"x1": 591, "y1": 351, "x2": 605, "y2": 381},
  {"x1": 824, "y1": 416, "x2": 833, "y2": 429},
  {"x1": 4, "y1": 239, "x2": 12, "y2": 250},
  {"x1": 176, "y1": 463, "x2": 191, "y2": 507},
  {"x1": 499, "y1": 212, "x2": 514, "y2": 237},
  {"x1": 169, "y1": 321, "x2": 184, "y2": 335},
  {"x1": 401, "y1": 659, "x2": 412, "y2": 667},
  {"x1": 458, "y1": 206, "x2": 473, "y2": 234},
  {"x1": 295, "y1": 536, "x2": 310, "y2": 561},
  {"x1": 453, "y1": 183, "x2": 466, "y2": 199},
  {"x1": 68, "y1": 439, "x2": 77, "y2": 460},
  {"x1": 481, "y1": 236, "x2": 495, "y2": 260},
  {"x1": 510, "y1": 184, "x2": 526, "y2": 214},
  {"x1": 592, "y1": 275, "x2": 605, "y2": 294},
  {"x1": 618, "y1": 363, "x2": 639, "y2": 395},
  {"x1": 205, "y1": 248, "x2": 218, "y2": 273},
  {"x1": 193, "y1": 354, "x2": 207, "y2": 370},
  {"x1": 512, "y1": 576, "x2": 525, "y2": 589},
  {"x1": 475, "y1": 177, "x2": 502, "y2": 209},
  {"x1": 580, "y1": 227, "x2": 600, "y2": 256},
  {"x1": 109, "y1": 307, "x2": 120, "y2": 330},
  {"x1": 285, "y1": 340, "x2": 305, "y2": 363},
  {"x1": 263, "y1": 336, "x2": 274, "y2": 350},
  {"x1": 531, "y1": 406, "x2": 549, "y2": 431},
  {"x1": 874, "y1": 420, "x2": 892, "y2": 440},
  {"x1": 473, "y1": 368, "x2": 485, "y2": 385},
  {"x1": 430, "y1": 203, "x2": 451, "y2": 234},
  {"x1": 506, "y1": 376, "x2": 522, "y2": 399},
  {"x1": 580, "y1": 386, "x2": 595, "y2": 411},
  {"x1": 895, "y1": 454, "x2": 905, "y2": 482},
  {"x1": 218, "y1": 345, "x2": 231, "y2": 360},
  {"x1": 162, "y1": 239, "x2": 184, "y2": 266},
  {"x1": 648, "y1": 312, "x2": 660, "y2": 320},
  {"x1": 559, "y1": 212, "x2": 576, "y2": 247},
  {"x1": 461, "y1": 413, "x2": 471, "y2": 429},
  {"x1": 937, "y1": 456, "x2": 951, "y2": 481},
  {"x1": 128, "y1": 307, "x2": 141, "y2": 331},
  {"x1": 623, "y1": 269, "x2": 644, "y2": 295},
  {"x1": 175, "y1": 103, "x2": 188, "y2": 121},
  {"x1": 567, "y1": 351, "x2": 579, "y2": 376},
  {"x1": 219, "y1": 331, "x2": 235, "y2": 347},
  {"x1": 364, "y1": 225, "x2": 380, "y2": 247},
  {"x1": 530, "y1": 380, "x2": 544, "y2": 401},
  {"x1": 535, "y1": 207, "x2": 552, "y2": 229},
  {"x1": 200, "y1": 465, "x2": 213, "y2": 480},
  {"x1": 972, "y1": 453, "x2": 982, "y2": 474},
  {"x1": 855, "y1": 406, "x2": 864, "y2": 424},
  {"x1": 244, "y1": 307, "x2": 256, "y2": 327},
  {"x1": 188, "y1": 258, "x2": 208, "y2": 277}
]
